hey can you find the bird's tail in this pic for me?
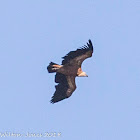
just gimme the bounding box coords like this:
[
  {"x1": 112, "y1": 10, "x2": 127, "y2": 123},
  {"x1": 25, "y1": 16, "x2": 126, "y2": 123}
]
[{"x1": 47, "y1": 62, "x2": 61, "y2": 73}]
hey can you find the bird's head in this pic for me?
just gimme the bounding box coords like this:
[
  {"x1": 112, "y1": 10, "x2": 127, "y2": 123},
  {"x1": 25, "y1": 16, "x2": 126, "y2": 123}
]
[{"x1": 78, "y1": 72, "x2": 88, "y2": 77}]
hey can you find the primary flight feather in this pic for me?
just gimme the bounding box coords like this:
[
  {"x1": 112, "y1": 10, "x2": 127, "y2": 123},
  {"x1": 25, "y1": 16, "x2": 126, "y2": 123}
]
[{"x1": 47, "y1": 39, "x2": 93, "y2": 103}]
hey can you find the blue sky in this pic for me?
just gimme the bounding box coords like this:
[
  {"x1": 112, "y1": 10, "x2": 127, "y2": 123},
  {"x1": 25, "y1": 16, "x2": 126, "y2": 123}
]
[{"x1": 0, "y1": 0, "x2": 140, "y2": 140}]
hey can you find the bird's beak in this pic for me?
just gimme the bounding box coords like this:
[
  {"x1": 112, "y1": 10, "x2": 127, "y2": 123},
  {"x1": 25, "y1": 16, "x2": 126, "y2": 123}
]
[{"x1": 86, "y1": 75, "x2": 88, "y2": 77}]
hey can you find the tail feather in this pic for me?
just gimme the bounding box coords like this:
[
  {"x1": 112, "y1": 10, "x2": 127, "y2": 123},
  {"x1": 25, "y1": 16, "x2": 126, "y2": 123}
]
[{"x1": 47, "y1": 62, "x2": 60, "y2": 73}]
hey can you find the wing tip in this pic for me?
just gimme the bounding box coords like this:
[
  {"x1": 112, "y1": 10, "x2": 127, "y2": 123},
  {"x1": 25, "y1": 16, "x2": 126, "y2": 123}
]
[
  {"x1": 50, "y1": 96, "x2": 58, "y2": 104},
  {"x1": 50, "y1": 99, "x2": 55, "y2": 104},
  {"x1": 87, "y1": 39, "x2": 93, "y2": 51},
  {"x1": 50, "y1": 97, "x2": 66, "y2": 104},
  {"x1": 62, "y1": 39, "x2": 93, "y2": 64}
]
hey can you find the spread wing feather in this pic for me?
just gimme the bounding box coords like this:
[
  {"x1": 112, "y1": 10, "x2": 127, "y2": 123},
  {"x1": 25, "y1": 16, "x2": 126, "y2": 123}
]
[
  {"x1": 50, "y1": 73, "x2": 76, "y2": 103},
  {"x1": 62, "y1": 39, "x2": 93, "y2": 65}
]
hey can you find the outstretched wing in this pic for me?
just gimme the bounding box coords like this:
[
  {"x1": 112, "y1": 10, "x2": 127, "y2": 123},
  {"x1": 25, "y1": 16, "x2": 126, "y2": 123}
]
[
  {"x1": 50, "y1": 73, "x2": 76, "y2": 103},
  {"x1": 62, "y1": 39, "x2": 93, "y2": 66}
]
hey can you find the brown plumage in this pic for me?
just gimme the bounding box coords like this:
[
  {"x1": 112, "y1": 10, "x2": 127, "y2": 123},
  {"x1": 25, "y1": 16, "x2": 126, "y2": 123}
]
[{"x1": 47, "y1": 39, "x2": 93, "y2": 103}]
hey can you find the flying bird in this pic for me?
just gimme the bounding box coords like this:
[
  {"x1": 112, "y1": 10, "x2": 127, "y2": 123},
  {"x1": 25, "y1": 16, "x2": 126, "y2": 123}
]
[{"x1": 47, "y1": 40, "x2": 93, "y2": 103}]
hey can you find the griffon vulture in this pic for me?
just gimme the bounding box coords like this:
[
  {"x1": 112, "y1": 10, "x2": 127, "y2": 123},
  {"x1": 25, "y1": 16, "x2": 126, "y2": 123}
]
[{"x1": 47, "y1": 40, "x2": 93, "y2": 103}]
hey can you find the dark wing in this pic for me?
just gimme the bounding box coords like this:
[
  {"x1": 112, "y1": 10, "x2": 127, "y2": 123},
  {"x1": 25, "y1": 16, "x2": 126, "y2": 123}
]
[
  {"x1": 50, "y1": 73, "x2": 76, "y2": 103},
  {"x1": 62, "y1": 39, "x2": 93, "y2": 66}
]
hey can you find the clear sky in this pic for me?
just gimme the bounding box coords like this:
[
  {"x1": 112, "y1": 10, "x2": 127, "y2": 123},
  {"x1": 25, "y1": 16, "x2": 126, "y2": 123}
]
[{"x1": 0, "y1": 0, "x2": 140, "y2": 140}]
